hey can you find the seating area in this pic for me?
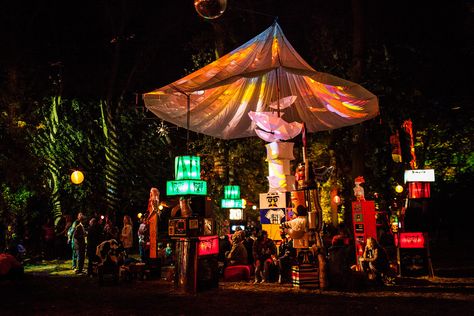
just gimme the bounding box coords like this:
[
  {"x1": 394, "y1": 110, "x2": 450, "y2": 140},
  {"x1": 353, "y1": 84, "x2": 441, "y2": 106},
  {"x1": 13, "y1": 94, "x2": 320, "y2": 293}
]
[{"x1": 223, "y1": 265, "x2": 252, "y2": 282}]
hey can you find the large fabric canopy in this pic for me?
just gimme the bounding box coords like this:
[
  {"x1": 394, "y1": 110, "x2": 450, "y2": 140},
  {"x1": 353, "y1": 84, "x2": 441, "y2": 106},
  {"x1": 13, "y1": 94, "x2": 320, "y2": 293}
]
[{"x1": 143, "y1": 22, "x2": 379, "y2": 140}]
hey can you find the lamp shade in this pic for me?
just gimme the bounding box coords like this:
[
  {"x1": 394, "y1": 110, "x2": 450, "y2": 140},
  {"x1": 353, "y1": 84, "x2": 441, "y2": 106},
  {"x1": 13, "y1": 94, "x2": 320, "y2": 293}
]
[
  {"x1": 71, "y1": 170, "x2": 84, "y2": 185},
  {"x1": 166, "y1": 179, "x2": 207, "y2": 196},
  {"x1": 221, "y1": 199, "x2": 244, "y2": 209},
  {"x1": 175, "y1": 156, "x2": 201, "y2": 180},
  {"x1": 224, "y1": 185, "x2": 240, "y2": 199},
  {"x1": 166, "y1": 155, "x2": 207, "y2": 196}
]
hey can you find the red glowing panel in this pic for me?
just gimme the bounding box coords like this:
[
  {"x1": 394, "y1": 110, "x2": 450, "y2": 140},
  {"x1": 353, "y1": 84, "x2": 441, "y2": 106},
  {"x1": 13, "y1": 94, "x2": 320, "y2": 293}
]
[
  {"x1": 408, "y1": 182, "x2": 430, "y2": 199},
  {"x1": 399, "y1": 232, "x2": 425, "y2": 248},
  {"x1": 198, "y1": 236, "x2": 219, "y2": 256}
]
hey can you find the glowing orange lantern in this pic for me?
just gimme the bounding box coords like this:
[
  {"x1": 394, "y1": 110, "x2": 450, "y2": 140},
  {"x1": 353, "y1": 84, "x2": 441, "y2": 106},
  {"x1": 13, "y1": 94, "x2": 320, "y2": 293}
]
[{"x1": 71, "y1": 170, "x2": 84, "y2": 185}]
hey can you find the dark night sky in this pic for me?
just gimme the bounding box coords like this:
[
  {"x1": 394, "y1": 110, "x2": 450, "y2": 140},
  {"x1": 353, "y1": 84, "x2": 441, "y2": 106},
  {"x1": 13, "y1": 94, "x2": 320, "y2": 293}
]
[{"x1": 0, "y1": 1, "x2": 472, "y2": 105}]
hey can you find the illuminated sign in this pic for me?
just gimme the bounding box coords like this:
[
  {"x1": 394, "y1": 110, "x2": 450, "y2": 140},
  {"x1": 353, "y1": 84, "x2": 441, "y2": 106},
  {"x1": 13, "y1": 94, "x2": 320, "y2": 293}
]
[
  {"x1": 229, "y1": 208, "x2": 243, "y2": 220},
  {"x1": 355, "y1": 224, "x2": 364, "y2": 233},
  {"x1": 404, "y1": 169, "x2": 435, "y2": 183},
  {"x1": 259, "y1": 192, "x2": 286, "y2": 209},
  {"x1": 399, "y1": 232, "x2": 425, "y2": 248},
  {"x1": 198, "y1": 236, "x2": 219, "y2": 256}
]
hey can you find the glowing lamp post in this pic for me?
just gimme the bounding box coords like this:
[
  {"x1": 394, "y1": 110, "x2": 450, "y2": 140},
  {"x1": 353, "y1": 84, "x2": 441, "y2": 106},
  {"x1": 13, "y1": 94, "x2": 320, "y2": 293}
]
[
  {"x1": 166, "y1": 156, "x2": 207, "y2": 196},
  {"x1": 71, "y1": 170, "x2": 84, "y2": 185}
]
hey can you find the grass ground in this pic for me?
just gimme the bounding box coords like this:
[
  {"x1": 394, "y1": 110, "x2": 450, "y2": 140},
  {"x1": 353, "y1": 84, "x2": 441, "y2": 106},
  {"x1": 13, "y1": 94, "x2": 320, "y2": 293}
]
[{"x1": 0, "y1": 240, "x2": 472, "y2": 315}]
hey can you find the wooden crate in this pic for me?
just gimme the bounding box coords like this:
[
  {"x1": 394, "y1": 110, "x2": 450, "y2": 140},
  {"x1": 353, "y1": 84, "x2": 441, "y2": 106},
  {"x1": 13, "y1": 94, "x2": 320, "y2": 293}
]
[{"x1": 292, "y1": 264, "x2": 319, "y2": 289}]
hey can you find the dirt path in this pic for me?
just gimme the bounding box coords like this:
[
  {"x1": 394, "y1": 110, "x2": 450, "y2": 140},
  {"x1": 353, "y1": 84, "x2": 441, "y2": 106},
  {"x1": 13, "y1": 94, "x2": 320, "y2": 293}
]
[{"x1": 1, "y1": 269, "x2": 473, "y2": 316}]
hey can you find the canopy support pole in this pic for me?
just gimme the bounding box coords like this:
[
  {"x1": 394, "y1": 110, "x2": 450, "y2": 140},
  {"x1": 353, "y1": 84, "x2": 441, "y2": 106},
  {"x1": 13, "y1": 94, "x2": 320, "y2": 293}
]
[
  {"x1": 170, "y1": 85, "x2": 191, "y2": 154},
  {"x1": 186, "y1": 94, "x2": 190, "y2": 153}
]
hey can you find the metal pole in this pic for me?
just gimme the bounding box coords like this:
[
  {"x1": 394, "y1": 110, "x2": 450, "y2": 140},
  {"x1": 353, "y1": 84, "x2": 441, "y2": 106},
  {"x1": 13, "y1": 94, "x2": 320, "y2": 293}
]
[{"x1": 187, "y1": 94, "x2": 190, "y2": 154}]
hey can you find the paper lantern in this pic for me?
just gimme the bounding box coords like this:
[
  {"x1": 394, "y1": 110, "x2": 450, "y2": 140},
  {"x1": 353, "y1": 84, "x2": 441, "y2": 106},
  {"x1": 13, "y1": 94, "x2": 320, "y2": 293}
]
[
  {"x1": 71, "y1": 170, "x2": 84, "y2": 185},
  {"x1": 395, "y1": 184, "x2": 404, "y2": 193}
]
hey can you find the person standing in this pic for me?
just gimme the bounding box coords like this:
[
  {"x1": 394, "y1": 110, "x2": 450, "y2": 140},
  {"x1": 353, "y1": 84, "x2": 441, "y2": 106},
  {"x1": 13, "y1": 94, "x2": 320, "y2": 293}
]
[
  {"x1": 147, "y1": 188, "x2": 160, "y2": 260},
  {"x1": 277, "y1": 234, "x2": 296, "y2": 283},
  {"x1": 67, "y1": 218, "x2": 78, "y2": 270},
  {"x1": 86, "y1": 218, "x2": 102, "y2": 276},
  {"x1": 73, "y1": 213, "x2": 86, "y2": 274},
  {"x1": 137, "y1": 217, "x2": 149, "y2": 262},
  {"x1": 41, "y1": 218, "x2": 55, "y2": 260},
  {"x1": 103, "y1": 216, "x2": 119, "y2": 241},
  {"x1": 120, "y1": 215, "x2": 133, "y2": 257}
]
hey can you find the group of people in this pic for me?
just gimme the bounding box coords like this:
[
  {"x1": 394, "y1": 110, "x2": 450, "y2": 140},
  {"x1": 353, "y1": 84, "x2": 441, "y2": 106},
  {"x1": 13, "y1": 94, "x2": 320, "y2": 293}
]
[
  {"x1": 221, "y1": 218, "x2": 394, "y2": 287},
  {"x1": 65, "y1": 212, "x2": 134, "y2": 275},
  {"x1": 221, "y1": 228, "x2": 297, "y2": 284}
]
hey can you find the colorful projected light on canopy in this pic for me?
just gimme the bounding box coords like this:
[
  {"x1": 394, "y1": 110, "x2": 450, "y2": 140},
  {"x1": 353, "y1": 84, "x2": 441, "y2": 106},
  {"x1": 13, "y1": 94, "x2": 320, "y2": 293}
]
[
  {"x1": 221, "y1": 185, "x2": 244, "y2": 208},
  {"x1": 167, "y1": 156, "x2": 207, "y2": 196},
  {"x1": 143, "y1": 22, "x2": 379, "y2": 140}
]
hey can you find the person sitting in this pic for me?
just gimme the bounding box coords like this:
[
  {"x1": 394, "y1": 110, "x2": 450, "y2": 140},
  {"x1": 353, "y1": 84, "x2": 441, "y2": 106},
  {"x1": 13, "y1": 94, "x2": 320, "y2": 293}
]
[
  {"x1": 0, "y1": 252, "x2": 23, "y2": 280},
  {"x1": 226, "y1": 231, "x2": 248, "y2": 266},
  {"x1": 96, "y1": 239, "x2": 123, "y2": 284},
  {"x1": 252, "y1": 230, "x2": 277, "y2": 284},
  {"x1": 359, "y1": 237, "x2": 390, "y2": 285}
]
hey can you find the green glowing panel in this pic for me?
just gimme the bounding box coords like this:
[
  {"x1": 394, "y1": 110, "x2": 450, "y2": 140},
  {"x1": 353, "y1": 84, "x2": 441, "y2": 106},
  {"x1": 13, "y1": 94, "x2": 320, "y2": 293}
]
[
  {"x1": 224, "y1": 185, "x2": 240, "y2": 199},
  {"x1": 167, "y1": 180, "x2": 207, "y2": 196},
  {"x1": 221, "y1": 199, "x2": 243, "y2": 209},
  {"x1": 175, "y1": 156, "x2": 201, "y2": 180}
]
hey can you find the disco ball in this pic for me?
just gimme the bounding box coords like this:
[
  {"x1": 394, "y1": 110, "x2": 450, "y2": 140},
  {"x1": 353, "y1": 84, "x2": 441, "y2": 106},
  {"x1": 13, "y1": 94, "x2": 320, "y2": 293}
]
[{"x1": 194, "y1": 0, "x2": 227, "y2": 20}]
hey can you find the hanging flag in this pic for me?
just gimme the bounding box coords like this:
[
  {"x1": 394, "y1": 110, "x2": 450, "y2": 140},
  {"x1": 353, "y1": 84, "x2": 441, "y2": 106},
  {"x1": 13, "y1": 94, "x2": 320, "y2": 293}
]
[
  {"x1": 402, "y1": 120, "x2": 417, "y2": 169},
  {"x1": 389, "y1": 131, "x2": 402, "y2": 163}
]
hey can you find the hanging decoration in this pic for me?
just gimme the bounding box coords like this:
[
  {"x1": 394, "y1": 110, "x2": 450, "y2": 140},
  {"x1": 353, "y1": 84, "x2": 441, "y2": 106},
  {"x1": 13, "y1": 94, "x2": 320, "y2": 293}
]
[
  {"x1": 402, "y1": 119, "x2": 417, "y2": 169},
  {"x1": 221, "y1": 185, "x2": 244, "y2": 208},
  {"x1": 389, "y1": 131, "x2": 402, "y2": 163},
  {"x1": 194, "y1": 0, "x2": 227, "y2": 20},
  {"x1": 166, "y1": 156, "x2": 207, "y2": 196},
  {"x1": 71, "y1": 170, "x2": 84, "y2": 185}
]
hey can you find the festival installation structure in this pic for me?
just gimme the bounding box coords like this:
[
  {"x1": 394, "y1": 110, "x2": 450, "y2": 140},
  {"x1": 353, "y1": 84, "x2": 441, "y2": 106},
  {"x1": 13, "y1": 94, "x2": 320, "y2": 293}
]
[{"x1": 143, "y1": 21, "x2": 379, "y2": 290}]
